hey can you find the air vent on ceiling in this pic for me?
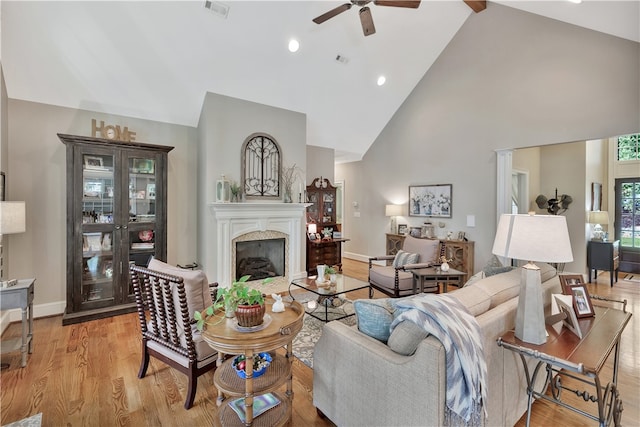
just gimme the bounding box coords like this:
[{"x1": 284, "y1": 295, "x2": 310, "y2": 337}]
[
  {"x1": 204, "y1": 1, "x2": 230, "y2": 19},
  {"x1": 335, "y1": 54, "x2": 349, "y2": 65}
]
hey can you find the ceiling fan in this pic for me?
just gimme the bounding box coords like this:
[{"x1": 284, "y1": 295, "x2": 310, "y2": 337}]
[
  {"x1": 312, "y1": 1, "x2": 486, "y2": 37},
  {"x1": 312, "y1": 1, "x2": 421, "y2": 37}
]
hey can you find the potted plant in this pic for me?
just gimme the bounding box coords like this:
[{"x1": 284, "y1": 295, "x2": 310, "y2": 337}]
[
  {"x1": 195, "y1": 275, "x2": 273, "y2": 330},
  {"x1": 325, "y1": 266, "x2": 337, "y2": 283}
]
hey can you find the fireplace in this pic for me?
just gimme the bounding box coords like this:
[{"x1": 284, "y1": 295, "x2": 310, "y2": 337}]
[
  {"x1": 209, "y1": 202, "x2": 309, "y2": 287},
  {"x1": 235, "y1": 237, "x2": 285, "y2": 280}
]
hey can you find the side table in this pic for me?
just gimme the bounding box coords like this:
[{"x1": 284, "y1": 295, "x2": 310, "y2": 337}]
[
  {"x1": 410, "y1": 267, "x2": 466, "y2": 294},
  {"x1": 587, "y1": 240, "x2": 620, "y2": 286},
  {"x1": 201, "y1": 299, "x2": 304, "y2": 426},
  {"x1": 0, "y1": 278, "x2": 35, "y2": 367},
  {"x1": 497, "y1": 305, "x2": 631, "y2": 426}
]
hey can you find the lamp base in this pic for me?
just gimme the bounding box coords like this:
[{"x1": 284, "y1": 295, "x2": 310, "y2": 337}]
[{"x1": 515, "y1": 263, "x2": 547, "y2": 345}]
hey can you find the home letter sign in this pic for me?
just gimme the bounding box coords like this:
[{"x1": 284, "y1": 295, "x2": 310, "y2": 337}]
[{"x1": 91, "y1": 119, "x2": 137, "y2": 142}]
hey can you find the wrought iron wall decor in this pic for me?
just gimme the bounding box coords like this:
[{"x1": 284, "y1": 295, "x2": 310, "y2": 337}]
[
  {"x1": 535, "y1": 189, "x2": 572, "y2": 215},
  {"x1": 242, "y1": 133, "x2": 281, "y2": 199}
]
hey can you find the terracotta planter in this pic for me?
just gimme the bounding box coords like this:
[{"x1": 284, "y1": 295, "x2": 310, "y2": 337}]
[{"x1": 235, "y1": 303, "x2": 266, "y2": 327}]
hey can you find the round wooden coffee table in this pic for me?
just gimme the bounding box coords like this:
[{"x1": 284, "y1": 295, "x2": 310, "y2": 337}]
[{"x1": 202, "y1": 299, "x2": 304, "y2": 426}]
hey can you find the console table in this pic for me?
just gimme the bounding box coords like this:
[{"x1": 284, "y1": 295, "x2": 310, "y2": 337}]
[
  {"x1": 0, "y1": 278, "x2": 35, "y2": 367},
  {"x1": 201, "y1": 300, "x2": 304, "y2": 426},
  {"x1": 497, "y1": 305, "x2": 631, "y2": 426}
]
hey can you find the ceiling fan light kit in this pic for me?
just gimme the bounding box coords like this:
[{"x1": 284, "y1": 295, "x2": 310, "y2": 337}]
[{"x1": 313, "y1": 0, "x2": 485, "y2": 37}]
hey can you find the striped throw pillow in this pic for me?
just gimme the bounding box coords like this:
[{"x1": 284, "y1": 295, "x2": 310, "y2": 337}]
[{"x1": 392, "y1": 250, "x2": 420, "y2": 269}]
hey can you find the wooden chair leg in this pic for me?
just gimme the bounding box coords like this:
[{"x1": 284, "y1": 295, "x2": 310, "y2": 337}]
[
  {"x1": 138, "y1": 342, "x2": 150, "y2": 379},
  {"x1": 184, "y1": 371, "x2": 197, "y2": 409}
]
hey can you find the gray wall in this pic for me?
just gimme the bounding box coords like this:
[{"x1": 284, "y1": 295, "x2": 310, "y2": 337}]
[
  {"x1": 337, "y1": 3, "x2": 639, "y2": 272},
  {"x1": 306, "y1": 145, "x2": 335, "y2": 185},
  {"x1": 196, "y1": 92, "x2": 307, "y2": 284},
  {"x1": 6, "y1": 99, "x2": 197, "y2": 316}
]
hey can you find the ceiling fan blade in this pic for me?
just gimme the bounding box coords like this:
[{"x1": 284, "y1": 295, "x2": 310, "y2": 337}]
[
  {"x1": 313, "y1": 3, "x2": 353, "y2": 24},
  {"x1": 373, "y1": 0, "x2": 420, "y2": 8},
  {"x1": 359, "y1": 7, "x2": 376, "y2": 36}
]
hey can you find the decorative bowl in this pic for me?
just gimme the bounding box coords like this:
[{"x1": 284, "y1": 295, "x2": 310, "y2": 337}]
[{"x1": 232, "y1": 352, "x2": 272, "y2": 379}]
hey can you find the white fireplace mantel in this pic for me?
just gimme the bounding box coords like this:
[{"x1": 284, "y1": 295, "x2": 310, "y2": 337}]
[{"x1": 208, "y1": 202, "x2": 311, "y2": 286}]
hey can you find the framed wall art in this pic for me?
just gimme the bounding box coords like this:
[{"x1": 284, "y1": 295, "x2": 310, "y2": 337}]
[
  {"x1": 409, "y1": 184, "x2": 452, "y2": 218},
  {"x1": 591, "y1": 182, "x2": 602, "y2": 211}
]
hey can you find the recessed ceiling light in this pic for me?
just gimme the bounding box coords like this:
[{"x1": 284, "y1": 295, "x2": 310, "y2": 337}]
[
  {"x1": 377, "y1": 76, "x2": 386, "y2": 86},
  {"x1": 288, "y1": 39, "x2": 300, "y2": 53},
  {"x1": 567, "y1": 0, "x2": 582, "y2": 3}
]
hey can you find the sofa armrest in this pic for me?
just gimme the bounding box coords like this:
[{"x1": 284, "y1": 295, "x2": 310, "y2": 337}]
[{"x1": 313, "y1": 322, "x2": 446, "y2": 426}]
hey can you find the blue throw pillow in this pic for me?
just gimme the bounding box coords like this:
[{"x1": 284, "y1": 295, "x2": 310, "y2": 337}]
[
  {"x1": 392, "y1": 250, "x2": 420, "y2": 269},
  {"x1": 354, "y1": 299, "x2": 395, "y2": 343}
]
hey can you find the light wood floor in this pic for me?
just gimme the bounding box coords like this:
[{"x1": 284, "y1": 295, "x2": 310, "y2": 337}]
[{"x1": 1, "y1": 260, "x2": 638, "y2": 426}]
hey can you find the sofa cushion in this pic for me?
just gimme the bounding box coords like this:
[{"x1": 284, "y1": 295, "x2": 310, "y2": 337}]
[
  {"x1": 387, "y1": 320, "x2": 429, "y2": 356},
  {"x1": 369, "y1": 266, "x2": 415, "y2": 293},
  {"x1": 536, "y1": 262, "x2": 557, "y2": 283},
  {"x1": 473, "y1": 268, "x2": 521, "y2": 309},
  {"x1": 449, "y1": 285, "x2": 492, "y2": 316},
  {"x1": 354, "y1": 299, "x2": 395, "y2": 342},
  {"x1": 402, "y1": 236, "x2": 440, "y2": 265},
  {"x1": 147, "y1": 258, "x2": 213, "y2": 318},
  {"x1": 392, "y1": 250, "x2": 420, "y2": 269}
]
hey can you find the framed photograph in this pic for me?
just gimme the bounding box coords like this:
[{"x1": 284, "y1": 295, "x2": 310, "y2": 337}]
[
  {"x1": 397, "y1": 224, "x2": 408, "y2": 235},
  {"x1": 457, "y1": 231, "x2": 466, "y2": 241},
  {"x1": 132, "y1": 158, "x2": 155, "y2": 174},
  {"x1": 559, "y1": 274, "x2": 585, "y2": 294},
  {"x1": 409, "y1": 226, "x2": 422, "y2": 238},
  {"x1": 591, "y1": 182, "x2": 602, "y2": 211},
  {"x1": 84, "y1": 156, "x2": 104, "y2": 169},
  {"x1": 554, "y1": 295, "x2": 582, "y2": 339},
  {"x1": 146, "y1": 183, "x2": 156, "y2": 200},
  {"x1": 308, "y1": 233, "x2": 319, "y2": 241},
  {"x1": 409, "y1": 184, "x2": 452, "y2": 218},
  {"x1": 567, "y1": 284, "x2": 595, "y2": 318}
]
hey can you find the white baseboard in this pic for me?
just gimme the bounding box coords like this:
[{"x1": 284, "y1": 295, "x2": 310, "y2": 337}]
[
  {"x1": 0, "y1": 300, "x2": 66, "y2": 335},
  {"x1": 343, "y1": 251, "x2": 386, "y2": 266}
]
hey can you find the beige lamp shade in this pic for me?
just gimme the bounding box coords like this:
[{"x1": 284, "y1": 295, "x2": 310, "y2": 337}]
[
  {"x1": 385, "y1": 204, "x2": 403, "y2": 217},
  {"x1": 588, "y1": 211, "x2": 609, "y2": 225},
  {"x1": 0, "y1": 202, "x2": 26, "y2": 235},
  {"x1": 492, "y1": 214, "x2": 573, "y2": 263}
]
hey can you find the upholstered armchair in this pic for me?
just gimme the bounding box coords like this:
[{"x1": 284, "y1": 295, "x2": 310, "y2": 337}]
[
  {"x1": 130, "y1": 260, "x2": 218, "y2": 409},
  {"x1": 368, "y1": 236, "x2": 441, "y2": 297}
]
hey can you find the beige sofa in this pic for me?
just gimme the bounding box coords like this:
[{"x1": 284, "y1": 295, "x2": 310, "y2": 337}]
[{"x1": 313, "y1": 264, "x2": 562, "y2": 427}]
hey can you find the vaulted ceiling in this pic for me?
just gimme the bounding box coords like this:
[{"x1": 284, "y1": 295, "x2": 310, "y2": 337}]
[{"x1": 2, "y1": 1, "x2": 638, "y2": 162}]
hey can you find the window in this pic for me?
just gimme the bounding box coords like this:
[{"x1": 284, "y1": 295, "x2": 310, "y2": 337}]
[
  {"x1": 617, "y1": 134, "x2": 639, "y2": 161},
  {"x1": 242, "y1": 134, "x2": 281, "y2": 199},
  {"x1": 617, "y1": 178, "x2": 640, "y2": 248}
]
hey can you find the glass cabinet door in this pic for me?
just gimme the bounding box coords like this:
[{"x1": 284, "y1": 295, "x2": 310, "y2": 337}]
[
  {"x1": 80, "y1": 152, "x2": 116, "y2": 307},
  {"x1": 126, "y1": 153, "x2": 162, "y2": 299}
]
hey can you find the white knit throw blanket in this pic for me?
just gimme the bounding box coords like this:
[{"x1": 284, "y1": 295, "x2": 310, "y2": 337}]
[{"x1": 391, "y1": 294, "x2": 487, "y2": 427}]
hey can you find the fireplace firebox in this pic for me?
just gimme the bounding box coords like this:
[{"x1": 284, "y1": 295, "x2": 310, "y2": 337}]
[{"x1": 235, "y1": 238, "x2": 285, "y2": 281}]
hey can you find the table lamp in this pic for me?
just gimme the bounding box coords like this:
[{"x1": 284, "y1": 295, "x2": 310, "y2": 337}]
[
  {"x1": 588, "y1": 211, "x2": 609, "y2": 241},
  {"x1": 385, "y1": 204, "x2": 403, "y2": 234},
  {"x1": 0, "y1": 201, "x2": 26, "y2": 287},
  {"x1": 492, "y1": 213, "x2": 573, "y2": 344}
]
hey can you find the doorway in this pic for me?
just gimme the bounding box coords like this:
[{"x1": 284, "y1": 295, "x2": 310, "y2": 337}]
[{"x1": 615, "y1": 177, "x2": 640, "y2": 273}]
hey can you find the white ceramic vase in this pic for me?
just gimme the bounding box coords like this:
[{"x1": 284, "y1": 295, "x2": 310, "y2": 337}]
[{"x1": 441, "y1": 262, "x2": 450, "y2": 272}]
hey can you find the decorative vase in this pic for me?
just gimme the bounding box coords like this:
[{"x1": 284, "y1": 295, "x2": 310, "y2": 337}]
[
  {"x1": 235, "y1": 303, "x2": 266, "y2": 327},
  {"x1": 441, "y1": 262, "x2": 450, "y2": 272},
  {"x1": 283, "y1": 188, "x2": 293, "y2": 203}
]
